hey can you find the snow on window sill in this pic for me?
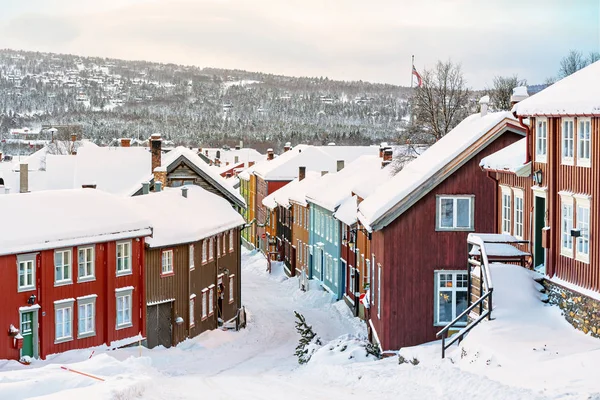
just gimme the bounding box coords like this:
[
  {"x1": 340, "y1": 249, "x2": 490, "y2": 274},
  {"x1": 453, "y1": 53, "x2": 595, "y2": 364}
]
[
  {"x1": 77, "y1": 276, "x2": 96, "y2": 283},
  {"x1": 54, "y1": 336, "x2": 73, "y2": 344},
  {"x1": 116, "y1": 322, "x2": 133, "y2": 330},
  {"x1": 116, "y1": 270, "x2": 133, "y2": 277},
  {"x1": 77, "y1": 331, "x2": 96, "y2": 340},
  {"x1": 54, "y1": 280, "x2": 73, "y2": 287}
]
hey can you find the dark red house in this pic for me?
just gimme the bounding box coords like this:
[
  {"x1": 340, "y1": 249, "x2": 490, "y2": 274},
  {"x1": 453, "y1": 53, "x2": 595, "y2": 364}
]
[
  {"x1": 0, "y1": 189, "x2": 151, "y2": 360},
  {"x1": 357, "y1": 102, "x2": 526, "y2": 351}
]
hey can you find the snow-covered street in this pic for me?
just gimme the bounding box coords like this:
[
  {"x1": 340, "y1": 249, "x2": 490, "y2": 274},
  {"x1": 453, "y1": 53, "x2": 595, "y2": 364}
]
[{"x1": 0, "y1": 249, "x2": 598, "y2": 400}]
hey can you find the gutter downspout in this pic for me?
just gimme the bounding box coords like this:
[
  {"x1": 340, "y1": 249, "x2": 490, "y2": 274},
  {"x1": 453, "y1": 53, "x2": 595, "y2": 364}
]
[
  {"x1": 485, "y1": 171, "x2": 499, "y2": 233},
  {"x1": 516, "y1": 115, "x2": 531, "y2": 164}
]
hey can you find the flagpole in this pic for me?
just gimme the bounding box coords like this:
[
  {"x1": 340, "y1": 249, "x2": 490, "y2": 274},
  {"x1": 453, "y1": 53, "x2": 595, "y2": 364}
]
[{"x1": 411, "y1": 55, "x2": 414, "y2": 89}]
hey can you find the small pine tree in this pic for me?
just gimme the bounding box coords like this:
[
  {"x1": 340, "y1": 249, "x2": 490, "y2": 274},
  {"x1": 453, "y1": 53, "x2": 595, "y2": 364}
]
[
  {"x1": 365, "y1": 342, "x2": 382, "y2": 359},
  {"x1": 294, "y1": 311, "x2": 322, "y2": 364}
]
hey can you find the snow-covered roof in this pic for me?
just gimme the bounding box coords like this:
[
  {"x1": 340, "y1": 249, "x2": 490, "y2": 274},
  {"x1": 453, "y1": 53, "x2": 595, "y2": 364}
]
[
  {"x1": 252, "y1": 145, "x2": 308, "y2": 180},
  {"x1": 480, "y1": 138, "x2": 531, "y2": 176},
  {"x1": 334, "y1": 195, "x2": 358, "y2": 227},
  {"x1": 513, "y1": 60, "x2": 600, "y2": 116},
  {"x1": 359, "y1": 111, "x2": 520, "y2": 230},
  {"x1": 130, "y1": 186, "x2": 244, "y2": 248},
  {"x1": 200, "y1": 147, "x2": 264, "y2": 165},
  {"x1": 0, "y1": 189, "x2": 152, "y2": 256},
  {"x1": 286, "y1": 171, "x2": 322, "y2": 207}
]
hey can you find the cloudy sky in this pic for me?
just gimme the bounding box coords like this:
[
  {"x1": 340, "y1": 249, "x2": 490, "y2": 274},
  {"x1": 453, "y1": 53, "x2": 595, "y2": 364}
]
[{"x1": 1, "y1": 0, "x2": 598, "y2": 88}]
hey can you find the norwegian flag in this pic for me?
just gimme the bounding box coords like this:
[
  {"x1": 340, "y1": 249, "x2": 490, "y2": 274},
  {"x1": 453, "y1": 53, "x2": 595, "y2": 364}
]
[{"x1": 412, "y1": 65, "x2": 423, "y2": 88}]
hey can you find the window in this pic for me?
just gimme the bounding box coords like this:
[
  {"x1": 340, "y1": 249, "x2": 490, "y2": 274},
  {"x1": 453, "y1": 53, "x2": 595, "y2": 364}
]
[
  {"x1": 536, "y1": 118, "x2": 547, "y2": 163},
  {"x1": 78, "y1": 247, "x2": 95, "y2": 281},
  {"x1": 500, "y1": 187, "x2": 512, "y2": 234},
  {"x1": 77, "y1": 297, "x2": 96, "y2": 338},
  {"x1": 209, "y1": 238, "x2": 214, "y2": 260},
  {"x1": 333, "y1": 258, "x2": 338, "y2": 286},
  {"x1": 54, "y1": 249, "x2": 72, "y2": 285},
  {"x1": 116, "y1": 289, "x2": 132, "y2": 329},
  {"x1": 561, "y1": 196, "x2": 574, "y2": 256},
  {"x1": 17, "y1": 255, "x2": 35, "y2": 292},
  {"x1": 208, "y1": 286, "x2": 214, "y2": 316},
  {"x1": 116, "y1": 241, "x2": 131, "y2": 275},
  {"x1": 377, "y1": 264, "x2": 382, "y2": 319},
  {"x1": 229, "y1": 275, "x2": 235, "y2": 304},
  {"x1": 201, "y1": 290, "x2": 208, "y2": 320},
  {"x1": 189, "y1": 244, "x2": 195, "y2": 270},
  {"x1": 435, "y1": 271, "x2": 468, "y2": 326},
  {"x1": 578, "y1": 118, "x2": 592, "y2": 167},
  {"x1": 562, "y1": 118, "x2": 575, "y2": 165},
  {"x1": 202, "y1": 240, "x2": 208, "y2": 263},
  {"x1": 162, "y1": 250, "x2": 174, "y2": 275},
  {"x1": 229, "y1": 229, "x2": 234, "y2": 252},
  {"x1": 55, "y1": 301, "x2": 73, "y2": 342},
  {"x1": 576, "y1": 198, "x2": 590, "y2": 263},
  {"x1": 514, "y1": 189, "x2": 524, "y2": 239},
  {"x1": 222, "y1": 233, "x2": 226, "y2": 254},
  {"x1": 365, "y1": 257, "x2": 370, "y2": 287},
  {"x1": 189, "y1": 295, "x2": 196, "y2": 327},
  {"x1": 217, "y1": 236, "x2": 221, "y2": 257},
  {"x1": 437, "y1": 196, "x2": 474, "y2": 231}
]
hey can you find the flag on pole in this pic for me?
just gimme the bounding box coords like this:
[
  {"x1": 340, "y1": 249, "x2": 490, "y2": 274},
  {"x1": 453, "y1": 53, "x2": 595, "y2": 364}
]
[{"x1": 412, "y1": 65, "x2": 422, "y2": 88}]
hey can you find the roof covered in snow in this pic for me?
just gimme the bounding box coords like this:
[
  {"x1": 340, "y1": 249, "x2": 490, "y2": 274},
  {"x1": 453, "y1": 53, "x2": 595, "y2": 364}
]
[
  {"x1": 513, "y1": 60, "x2": 600, "y2": 116},
  {"x1": 334, "y1": 195, "x2": 358, "y2": 227},
  {"x1": 358, "y1": 111, "x2": 522, "y2": 230},
  {"x1": 130, "y1": 186, "x2": 244, "y2": 248},
  {"x1": 480, "y1": 138, "x2": 531, "y2": 176},
  {"x1": 199, "y1": 147, "x2": 264, "y2": 165},
  {"x1": 286, "y1": 171, "x2": 322, "y2": 207},
  {"x1": 0, "y1": 189, "x2": 152, "y2": 256}
]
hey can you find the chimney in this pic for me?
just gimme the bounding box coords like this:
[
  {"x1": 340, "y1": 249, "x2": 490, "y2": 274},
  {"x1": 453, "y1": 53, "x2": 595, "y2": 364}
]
[
  {"x1": 235, "y1": 145, "x2": 241, "y2": 150},
  {"x1": 0, "y1": 152, "x2": 3, "y2": 161},
  {"x1": 150, "y1": 133, "x2": 162, "y2": 175},
  {"x1": 4, "y1": 187, "x2": 10, "y2": 194},
  {"x1": 479, "y1": 95, "x2": 490, "y2": 117},
  {"x1": 234, "y1": 155, "x2": 239, "y2": 164},
  {"x1": 70, "y1": 134, "x2": 78, "y2": 155},
  {"x1": 510, "y1": 86, "x2": 529, "y2": 107},
  {"x1": 19, "y1": 163, "x2": 28, "y2": 193},
  {"x1": 181, "y1": 187, "x2": 188, "y2": 198},
  {"x1": 226, "y1": 162, "x2": 230, "y2": 166},
  {"x1": 226, "y1": 172, "x2": 232, "y2": 178},
  {"x1": 379, "y1": 142, "x2": 388, "y2": 158},
  {"x1": 321, "y1": 171, "x2": 328, "y2": 176},
  {"x1": 71, "y1": 134, "x2": 77, "y2": 143},
  {"x1": 155, "y1": 181, "x2": 162, "y2": 192},
  {"x1": 216, "y1": 150, "x2": 221, "y2": 159},
  {"x1": 382, "y1": 148, "x2": 393, "y2": 168},
  {"x1": 154, "y1": 166, "x2": 167, "y2": 188},
  {"x1": 284, "y1": 142, "x2": 291, "y2": 152},
  {"x1": 239, "y1": 140, "x2": 243, "y2": 149},
  {"x1": 336, "y1": 160, "x2": 344, "y2": 172},
  {"x1": 81, "y1": 183, "x2": 97, "y2": 189},
  {"x1": 205, "y1": 150, "x2": 209, "y2": 156},
  {"x1": 142, "y1": 182, "x2": 150, "y2": 195},
  {"x1": 267, "y1": 148, "x2": 274, "y2": 160},
  {"x1": 249, "y1": 161, "x2": 255, "y2": 167},
  {"x1": 121, "y1": 138, "x2": 131, "y2": 147},
  {"x1": 299, "y1": 166, "x2": 306, "y2": 181}
]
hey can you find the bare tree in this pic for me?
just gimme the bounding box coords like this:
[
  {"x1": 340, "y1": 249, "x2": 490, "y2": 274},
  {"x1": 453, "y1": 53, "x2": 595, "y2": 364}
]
[
  {"x1": 412, "y1": 60, "x2": 470, "y2": 143},
  {"x1": 559, "y1": 50, "x2": 588, "y2": 78},
  {"x1": 488, "y1": 75, "x2": 527, "y2": 111}
]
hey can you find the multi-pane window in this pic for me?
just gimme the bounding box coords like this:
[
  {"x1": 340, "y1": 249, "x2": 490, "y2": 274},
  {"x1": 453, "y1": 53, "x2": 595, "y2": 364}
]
[
  {"x1": 78, "y1": 247, "x2": 94, "y2": 281},
  {"x1": 189, "y1": 295, "x2": 196, "y2": 327},
  {"x1": 217, "y1": 236, "x2": 221, "y2": 257},
  {"x1": 18, "y1": 257, "x2": 35, "y2": 291},
  {"x1": 437, "y1": 196, "x2": 474, "y2": 230},
  {"x1": 162, "y1": 250, "x2": 173, "y2": 275},
  {"x1": 435, "y1": 272, "x2": 468, "y2": 326},
  {"x1": 78, "y1": 300, "x2": 95, "y2": 337},
  {"x1": 561, "y1": 197, "x2": 574, "y2": 256},
  {"x1": 54, "y1": 249, "x2": 72, "y2": 284},
  {"x1": 222, "y1": 233, "x2": 226, "y2": 254},
  {"x1": 501, "y1": 187, "x2": 512, "y2": 234},
  {"x1": 365, "y1": 257, "x2": 370, "y2": 286},
  {"x1": 208, "y1": 286, "x2": 214, "y2": 315},
  {"x1": 117, "y1": 241, "x2": 131, "y2": 275},
  {"x1": 536, "y1": 118, "x2": 547, "y2": 163},
  {"x1": 576, "y1": 199, "x2": 590, "y2": 262},
  {"x1": 55, "y1": 303, "x2": 73, "y2": 342},
  {"x1": 116, "y1": 291, "x2": 132, "y2": 328},
  {"x1": 202, "y1": 240, "x2": 208, "y2": 263},
  {"x1": 514, "y1": 190, "x2": 524, "y2": 239},
  {"x1": 201, "y1": 290, "x2": 208, "y2": 320},
  {"x1": 209, "y1": 238, "x2": 214, "y2": 260},
  {"x1": 229, "y1": 229, "x2": 234, "y2": 252},
  {"x1": 189, "y1": 244, "x2": 195, "y2": 270},
  {"x1": 229, "y1": 275, "x2": 235, "y2": 303},
  {"x1": 562, "y1": 118, "x2": 575, "y2": 164},
  {"x1": 578, "y1": 118, "x2": 592, "y2": 167}
]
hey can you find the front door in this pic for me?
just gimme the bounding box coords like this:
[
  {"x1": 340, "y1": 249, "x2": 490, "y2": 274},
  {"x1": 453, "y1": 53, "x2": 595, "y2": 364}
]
[
  {"x1": 20, "y1": 312, "x2": 34, "y2": 358},
  {"x1": 147, "y1": 303, "x2": 173, "y2": 348},
  {"x1": 534, "y1": 196, "x2": 546, "y2": 273}
]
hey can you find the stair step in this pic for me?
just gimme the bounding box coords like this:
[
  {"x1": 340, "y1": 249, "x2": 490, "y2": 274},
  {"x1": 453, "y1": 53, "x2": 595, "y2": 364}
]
[
  {"x1": 533, "y1": 281, "x2": 546, "y2": 293},
  {"x1": 532, "y1": 275, "x2": 544, "y2": 283}
]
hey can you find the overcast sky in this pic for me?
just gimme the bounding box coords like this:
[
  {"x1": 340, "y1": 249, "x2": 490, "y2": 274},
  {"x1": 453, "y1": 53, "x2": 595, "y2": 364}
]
[{"x1": 1, "y1": 0, "x2": 599, "y2": 88}]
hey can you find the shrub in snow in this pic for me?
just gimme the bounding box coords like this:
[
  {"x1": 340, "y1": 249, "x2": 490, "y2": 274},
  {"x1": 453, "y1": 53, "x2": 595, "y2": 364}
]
[
  {"x1": 294, "y1": 311, "x2": 322, "y2": 364},
  {"x1": 365, "y1": 342, "x2": 382, "y2": 359},
  {"x1": 309, "y1": 335, "x2": 381, "y2": 365}
]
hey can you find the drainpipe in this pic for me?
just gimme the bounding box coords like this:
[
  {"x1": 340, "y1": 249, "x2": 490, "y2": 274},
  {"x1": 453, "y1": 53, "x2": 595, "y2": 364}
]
[
  {"x1": 485, "y1": 171, "x2": 499, "y2": 233},
  {"x1": 517, "y1": 116, "x2": 531, "y2": 164}
]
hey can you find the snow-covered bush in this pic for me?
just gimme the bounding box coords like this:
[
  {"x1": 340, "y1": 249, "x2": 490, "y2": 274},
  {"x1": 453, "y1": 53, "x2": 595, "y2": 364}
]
[{"x1": 294, "y1": 311, "x2": 322, "y2": 364}]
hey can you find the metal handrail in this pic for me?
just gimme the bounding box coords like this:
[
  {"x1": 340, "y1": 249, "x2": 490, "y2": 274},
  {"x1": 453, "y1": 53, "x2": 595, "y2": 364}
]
[{"x1": 436, "y1": 289, "x2": 492, "y2": 338}]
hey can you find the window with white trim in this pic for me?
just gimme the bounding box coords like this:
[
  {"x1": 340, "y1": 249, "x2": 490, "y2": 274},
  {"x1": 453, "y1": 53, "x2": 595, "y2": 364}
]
[
  {"x1": 578, "y1": 118, "x2": 591, "y2": 167},
  {"x1": 17, "y1": 255, "x2": 35, "y2": 292},
  {"x1": 189, "y1": 244, "x2": 195, "y2": 270},
  {"x1": 229, "y1": 229, "x2": 234, "y2": 251},
  {"x1": 223, "y1": 232, "x2": 226, "y2": 254},
  {"x1": 116, "y1": 241, "x2": 132, "y2": 275},
  {"x1": 561, "y1": 195, "x2": 574, "y2": 256},
  {"x1": 189, "y1": 295, "x2": 196, "y2": 327},
  {"x1": 536, "y1": 117, "x2": 547, "y2": 163},
  {"x1": 434, "y1": 271, "x2": 468, "y2": 326},
  {"x1": 208, "y1": 286, "x2": 214, "y2": 315},
  {"x1": 116, "y1": 290, "x2": 132, "y2": 329},
  {"x1": 201, "y1": 290, "x2": 208, "y2": 320},
  {"x1": 77, "y1": 297, "x2": 95, "y2": 337},
  {"x1": 202, "y1": 240, "x2": 208, "y2": 263},
  {"x1": 562, "y1": 118, "x2": 575, "y2": 165},
  {"x1": 208, "y1": 238, "x2": 214, "y2": 260},
  {"x1": 576, "y1": 198, "x2": 590, "y2": 263},
  {"x1": 513, "y1": 189, "x2": 524, "y2": 239},
  {"x1": 437, "y1": 195, "x2": 474, "y2": 231},
  {"x1": 78, "y1": 247, "x2": 95, "y2": 281},
  {"x1": 217, "y1": 236, "x2": 221, "y2": 257},
  {"x1": 229, "y1": 275, "x2": 235, "y2": 304},
  {"x1": 54, "y1": 249, "x2": 72, "y2": 285},
  {"x1": 162, "y1": 250, "x2": 173, "y2": 275},
  {"x1": 55, "y1": 301, "x2": 73, "y2": 342},
  {"x1": 500, "y1": 187, "x2": 512, "y2": 235}
]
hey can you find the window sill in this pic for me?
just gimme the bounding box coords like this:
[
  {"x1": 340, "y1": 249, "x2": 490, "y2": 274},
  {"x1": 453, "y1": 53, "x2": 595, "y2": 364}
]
[
  {"x1": 116, "y1": 270, "x2": 133, "y2": 277},
  {"x1": 77, "y1": 276, "x2": 96, "y2": 284},
  {"x1": 116, "y1": 322, "x2": 133, "y2": 330},
  {"x1": 17, "y1": 286, "x2": 36, "y2": 293},
  {"x1": 434, "y1": 322, "x2": 467, "y2": 328},
  {"x1": 561, "y1": 158, "x2": 574, "y2": 166},
  {"x1": 77, "y1": 331, "x2": 96, "y2": 340},
  {"x1": 54, "y1": 280, "x2": 73, "y2": 287},
  {"x1": 575, "y1": 255, "x2": 590, "y2": 264},
  {"x1": 229, "y1": 299, "x2": 234, "y2": 304},
  {"x1": 435, "y1": 227, "x2": 475, "y2": 232},
  {"x1": 161, "y1": 272, "x2": 175, "y2": 278},
  {"x1": 535, "y1": 157, "x2": 547, "y2": 164},
  {"x1": 576, "y1": 161, "x2": 591, "y2": 168},
  {"x1": 54, "y1": 336, "x2": 73, "y2": 344},
  {"x1": 201, "y1": 316, "x2": 207, "y2": 321}
]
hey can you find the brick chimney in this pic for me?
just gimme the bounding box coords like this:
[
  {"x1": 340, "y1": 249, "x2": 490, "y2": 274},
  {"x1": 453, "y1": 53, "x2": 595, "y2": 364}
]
[
  {"x1": 299, "y1": 166, "x2": 306, "y2": 181},
  {"x1": 284, "y1": 142, "x2": 291, "y2": 152},
  {"x1": 121, "y1": 138, "x2": 131, "y2": 147},
  {"x1": 382, "y1": 148, "x2": 393, "y2": 168},
  {"x1": 150, "y1": 133, "x2": 162, "y2": 175},
  {"x1": 379, "y1": 142, "x2": 388, "y2": 158},
  {"x1": 0, "y1": 152, "x2": 3, "y2": 162},
  {"x1": 81, "y1": 183, "x2": 97, "y2": 189},
  {"x1": 154, "y1": 166, "x2": 167, "y2": 188},
  {"x1": 479, "y1": 95, "x2": 490, "y2": 117},
  {"x1": 336, "y1": 160, "x2": 344, "y2": 172},
  {"x1": 267, "y1": 148, "x2": 274, "y2": 160},
  {"x1": 19, "y1": 163, "x2": 28, "y2": 193},
  {"x1": 70, "y1": 134, "x2": 78, "y2": 155},
  {"x1": 205, "y1": 150, "x2": 209, "y2": 156}
]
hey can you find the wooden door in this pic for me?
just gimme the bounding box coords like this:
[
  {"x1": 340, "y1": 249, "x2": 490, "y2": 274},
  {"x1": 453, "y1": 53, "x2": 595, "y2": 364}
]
[
  {"x1": 20, "y1": 312, "x2": 34, "y2": 357},
  {"x1": 147, "y1": 302, "x2": 173, "y2": 348}
]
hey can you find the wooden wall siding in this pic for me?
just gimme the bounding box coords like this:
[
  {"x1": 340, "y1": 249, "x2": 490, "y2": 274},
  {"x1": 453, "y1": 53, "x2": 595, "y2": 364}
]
[
  {"x1": 356, "y1": 227, "x2": 371, "y2": 292},
  {"x1": 291, "y1": 203, "x2": 310, "y2": 276},
  {"x1": 341, "y1": 224, "x2": 358, "y2": 302},
  {"x1": 371, "y1": 131, "x2": 522, "y2": 351},
  {"x1": 496, "y1": 172, "x2": 533, "y2": 244},
  {"x1": 168, "y1": 163, "x2": 222, "y2": 198}
]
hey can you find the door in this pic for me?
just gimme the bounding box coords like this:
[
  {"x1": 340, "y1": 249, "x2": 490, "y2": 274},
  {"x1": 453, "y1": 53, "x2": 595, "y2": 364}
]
[
  {"x1": 147, "y1": 302, "x2": 173, "y2": 348},
  {"x1": 20, "y1": 312, "x2": 34, "y2": 358},
  {"x1": 534, "y1": 196, "x2": 546, "y2": 273},
  {"x1": 291, "y1": 246, "x2": 296, "y2": 276}
]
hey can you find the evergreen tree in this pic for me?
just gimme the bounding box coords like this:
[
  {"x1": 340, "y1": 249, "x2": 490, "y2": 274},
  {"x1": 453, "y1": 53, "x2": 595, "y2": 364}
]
[{"x1": 294, "y1": 311, "x2": 322, "y2": 364}]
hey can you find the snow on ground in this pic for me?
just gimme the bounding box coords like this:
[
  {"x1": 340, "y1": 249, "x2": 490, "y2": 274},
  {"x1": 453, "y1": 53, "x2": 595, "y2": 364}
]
[{"x1": 1, "y1": 252, "x2": 599, "y2": 399}]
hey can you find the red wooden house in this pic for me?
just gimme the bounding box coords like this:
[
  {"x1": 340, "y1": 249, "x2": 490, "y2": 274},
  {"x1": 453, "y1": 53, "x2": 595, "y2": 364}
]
[
  {"x1": 0, "y1": 189, "x2": 151, "y2": 360},
  {"x1": 357, "y1": 100, "x2": 526, "y2": 352}
]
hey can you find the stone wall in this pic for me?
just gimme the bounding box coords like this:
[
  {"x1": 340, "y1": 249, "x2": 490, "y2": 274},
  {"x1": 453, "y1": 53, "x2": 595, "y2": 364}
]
[{"x1": 543, "y1": 279, "x2": 600, "y2": 338}]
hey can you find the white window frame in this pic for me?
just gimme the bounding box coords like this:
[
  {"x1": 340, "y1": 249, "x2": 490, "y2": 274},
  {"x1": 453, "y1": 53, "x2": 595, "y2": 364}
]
[
  {"x1": 189, "y1": 244, "x2": 195, "y2": 270},
  {"x1": 436, "y1": 195, "x2": 475, "y2": 231},
  {"x1": 561, "y1": 118, "x2": 575, "y2": 165},
  {"x1": 116, "y1": 288, "x2": 133, "y2": 329},
  {"x1": 54, "y1": 249, "x2": 72, "y2": 286},
  {"x1": 189, "y1": 294, "x2": 196, "y2": 328},
  {"x1": 535, "y1": 117, "x2": 548, "y2": 163},
  {"x1": 54, "y1": 300, "x2": 74, "y2": 343},
  {"x1": 513, "y1": 189, "x2": 524, "y2": 240},
  {"x1": 17, "y1": 254, "x2": 36, "y2": 292},
  {"x1": 202, "y1": 240, "x2": 208, "y2": 264},
  {"x1": 116, "y1": 241, "x2": 132, "y2": 276},
  {"x1": 434, "y1": 271, "x2": 469, "y2": 327},
  {"x1": 201, "y1": 289, "x2": 208, "y2": 320},
  {"x1": 77, "y1": 246, "x2": 95, "y2": 282},
  {"x1": 575, "y1": 197, "x2": 591, "y2": 263},
  {"x1": 500, "y1": 186, "x2": 512, "y2": 235},
  {"x1": 208, "y1": 285, "x2": 215, "y2": 316},
  {"x1": 222, "y1": 232, "x2": 226, "y2": 254},
  {"x1": 577, "y1": 117, "x2": 592, "y2": 168},
  {"x1": 77, "y1": 295, "x2": 96, "y2": 338},
  {"x1": 208, "y1": 238, "x2": 214, "y2": 260},
  {"x1": 161, "y1": 249, "x2": 174, "y2": 275},
  {"x1": 560, "y1": 194, "x2": 574, "y2": 257},
  {"x1": 229, "y1": 229, "x2": 234, "y2": 252},
  {"x1": 229, "y1": 275, "x2": 235, "y2": 304}
]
